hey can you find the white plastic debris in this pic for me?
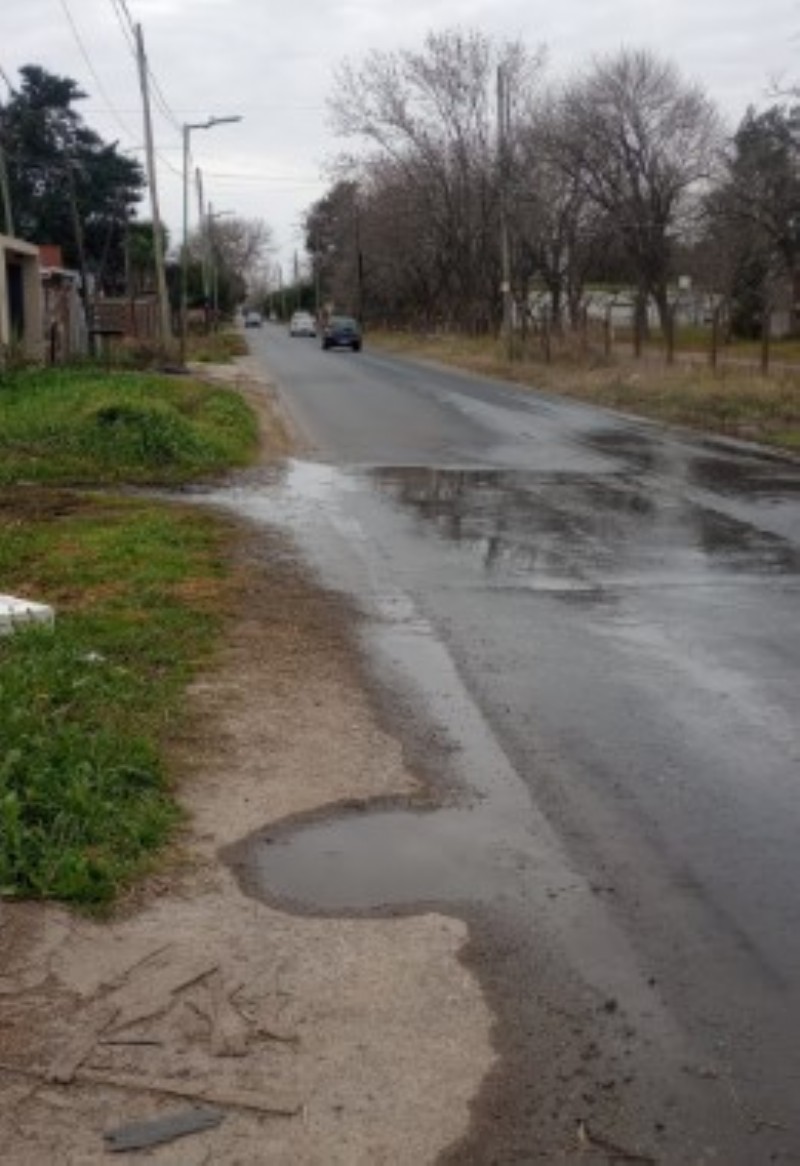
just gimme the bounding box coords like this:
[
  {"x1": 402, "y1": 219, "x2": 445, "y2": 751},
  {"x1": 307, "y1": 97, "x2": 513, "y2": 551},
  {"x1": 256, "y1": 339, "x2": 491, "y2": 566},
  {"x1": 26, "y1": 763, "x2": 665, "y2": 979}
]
[{"x1": 0, "y1": 594, "x2": 55, "y2": 636}]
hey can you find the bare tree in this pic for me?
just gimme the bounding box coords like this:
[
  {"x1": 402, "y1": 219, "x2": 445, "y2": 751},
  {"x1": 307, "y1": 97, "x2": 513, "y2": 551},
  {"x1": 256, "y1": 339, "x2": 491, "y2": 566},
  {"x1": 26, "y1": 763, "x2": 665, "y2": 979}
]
[
  {"x1": 204, "y1": 216, "x2": 273, "y2": 287},
  {"x1": 549, "y1": 49, "x2": 722, "y2": 332},
  {"x1": 185, "y1": 215, "x2": 273, "y2": 309},
  {"x1": 513, "y1": 104, "x2": 618, "y2": 329},
  {"x1": 328, "y1": 28, "x2": 544, "y2": 331}
]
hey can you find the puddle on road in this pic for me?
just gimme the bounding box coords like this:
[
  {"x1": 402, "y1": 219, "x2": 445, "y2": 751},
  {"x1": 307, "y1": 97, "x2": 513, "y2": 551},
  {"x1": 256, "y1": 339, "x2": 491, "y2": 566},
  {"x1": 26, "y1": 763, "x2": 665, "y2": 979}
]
[
  {"x1": 689, "y1": 454, "x2": 800, "y2": 498},
  {"x1": 366, "y1": 464, "x2": 800, "y2": 586},
  {"x1": 208, "y1": 454, "x2": 800, "y2": 917},
  {"x1": 227, "y1": 804, "x2": 539, "y2": 914},
  {"x1": 202, "y1": 448, "x2": 800, "y2": 1163}
]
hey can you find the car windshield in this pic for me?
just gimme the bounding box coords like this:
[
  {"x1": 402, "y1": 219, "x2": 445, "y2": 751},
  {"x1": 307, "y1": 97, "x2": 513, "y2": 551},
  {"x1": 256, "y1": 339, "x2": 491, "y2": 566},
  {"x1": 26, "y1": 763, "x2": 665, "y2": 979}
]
[{"x1": 332, "y1": 317, "x2": 356, "y2": 328}]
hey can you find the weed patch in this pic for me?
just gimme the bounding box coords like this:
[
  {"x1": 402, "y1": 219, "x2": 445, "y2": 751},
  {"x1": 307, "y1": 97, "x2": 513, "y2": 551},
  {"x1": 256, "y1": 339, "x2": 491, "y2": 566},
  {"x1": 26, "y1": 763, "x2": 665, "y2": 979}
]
[
  {"x1": 188, "y1": 330, "x2": 248, "y2": 363},
  {"x1": 0, "y1": 366, "x2": 258, "y2": 486}
]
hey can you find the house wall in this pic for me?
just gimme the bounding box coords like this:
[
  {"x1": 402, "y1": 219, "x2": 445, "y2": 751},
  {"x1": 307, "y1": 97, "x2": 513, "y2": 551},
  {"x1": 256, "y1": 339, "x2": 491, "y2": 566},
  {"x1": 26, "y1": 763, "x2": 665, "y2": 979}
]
[{"x1": 0, "y1": 233, "x2": 43, "y2": 362}]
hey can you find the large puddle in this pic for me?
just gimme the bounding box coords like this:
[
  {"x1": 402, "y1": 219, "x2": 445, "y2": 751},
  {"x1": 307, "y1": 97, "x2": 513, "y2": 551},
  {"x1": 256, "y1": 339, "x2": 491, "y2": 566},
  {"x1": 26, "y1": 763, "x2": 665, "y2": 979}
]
[{"x1": 206, "y1": 452, "x2": 800, "y2": 932}]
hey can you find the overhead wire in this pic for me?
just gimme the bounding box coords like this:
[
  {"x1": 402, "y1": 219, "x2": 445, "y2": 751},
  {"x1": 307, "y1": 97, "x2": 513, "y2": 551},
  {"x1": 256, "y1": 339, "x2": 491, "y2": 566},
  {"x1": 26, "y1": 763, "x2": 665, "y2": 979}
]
[
  {"x1": 205, "y1": 172, "x2": 322, "y2": 186},
  {"x1": 110, "y1": 0, "x2": 182, "y2": 133},
  {"x1": 104, "y1": 0, "x2": 183, "y2": 179},
  {"x1": 58, "y1": 0, "x2": 140, "y2": 146}
]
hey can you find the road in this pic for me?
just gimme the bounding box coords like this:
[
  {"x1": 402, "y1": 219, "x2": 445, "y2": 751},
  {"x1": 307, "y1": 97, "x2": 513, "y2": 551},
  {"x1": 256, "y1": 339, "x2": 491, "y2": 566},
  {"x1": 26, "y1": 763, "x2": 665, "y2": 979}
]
[{"x1": 223, "y1": 324, "x2": 800, "y2": 1162}]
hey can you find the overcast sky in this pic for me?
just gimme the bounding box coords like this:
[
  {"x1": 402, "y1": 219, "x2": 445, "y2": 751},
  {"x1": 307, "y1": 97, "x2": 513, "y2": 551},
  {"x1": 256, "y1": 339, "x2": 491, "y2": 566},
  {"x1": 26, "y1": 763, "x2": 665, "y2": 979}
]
[{"x1": 3, "y1": 0, "x2": 798, "y2": 276}]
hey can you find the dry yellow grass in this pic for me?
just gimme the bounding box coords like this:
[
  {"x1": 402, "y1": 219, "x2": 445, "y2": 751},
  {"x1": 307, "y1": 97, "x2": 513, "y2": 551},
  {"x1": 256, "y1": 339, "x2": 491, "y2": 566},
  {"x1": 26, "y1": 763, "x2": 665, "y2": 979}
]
[{"x1": 370, "y1": 330, "x2": 800, "y2": 451}]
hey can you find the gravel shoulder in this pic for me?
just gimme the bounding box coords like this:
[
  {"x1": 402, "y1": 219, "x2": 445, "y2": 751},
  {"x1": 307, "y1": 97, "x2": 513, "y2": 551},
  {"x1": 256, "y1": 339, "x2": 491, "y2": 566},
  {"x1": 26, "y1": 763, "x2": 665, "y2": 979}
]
[{"x1": 0, "y1": 360, "x2": 493, "y2": 1164}]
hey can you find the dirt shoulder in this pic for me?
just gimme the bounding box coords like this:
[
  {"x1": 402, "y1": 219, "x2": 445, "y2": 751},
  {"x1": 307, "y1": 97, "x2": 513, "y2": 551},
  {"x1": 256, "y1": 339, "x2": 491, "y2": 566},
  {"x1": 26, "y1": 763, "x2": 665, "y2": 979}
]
[{"x1": 0, "y1": 360, "x2": 493, "y2": 1164}]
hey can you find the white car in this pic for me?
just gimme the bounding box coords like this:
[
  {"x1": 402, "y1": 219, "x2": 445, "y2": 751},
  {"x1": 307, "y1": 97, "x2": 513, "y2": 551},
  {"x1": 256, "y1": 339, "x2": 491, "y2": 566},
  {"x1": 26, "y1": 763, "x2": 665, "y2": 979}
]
[
  {"x1": 289, "y1": 311, "x2": 317, "y2": 337},
  {"x1": 243, "y1": 310, "x2": 262, "y2": 328}
]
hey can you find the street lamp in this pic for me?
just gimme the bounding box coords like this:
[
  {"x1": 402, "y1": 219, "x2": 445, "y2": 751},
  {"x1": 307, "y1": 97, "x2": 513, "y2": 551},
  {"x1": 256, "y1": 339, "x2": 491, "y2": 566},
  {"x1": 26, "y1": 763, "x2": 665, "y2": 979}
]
[{"x1": 180, "y1": 115, "x2": 241, "y2": 364}]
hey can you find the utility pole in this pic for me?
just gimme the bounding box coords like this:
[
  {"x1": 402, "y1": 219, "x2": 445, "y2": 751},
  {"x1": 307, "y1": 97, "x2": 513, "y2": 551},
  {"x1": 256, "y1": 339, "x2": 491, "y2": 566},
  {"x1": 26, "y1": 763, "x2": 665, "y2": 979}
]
[
  {"x1": 313, "y1": 228, "x2": 321, "y2": 321},
  {"x1": 65, "y1": 158, "x2": 93, "y2": 352},
  {"x1": 135, "y1": 23, "x2": 172, "y2": 355},
  {"x1": 277, "y1": 262, "x2": 285, "y2": 320},
  {"x1": 354, "y1": 190, "x2": 364, "y2": 325},
  {"x1": 195, "y1": 166, "x2": 211, "y2": 326},
  {"x1": 0, "y1": 77, "x2": 15, "y2": 235},
  {"x1": 206, "y1": 204, "x2": 233, "y2": 326},
  {"x1": 0, "y1": 125, "x2": 14, "y2": 235},
  {"x1": 180, "y1": 114, "x2": 241, "y2": 364},
  {"x1": 497, "y1": 63, "x2": 513, "y2": 360}
]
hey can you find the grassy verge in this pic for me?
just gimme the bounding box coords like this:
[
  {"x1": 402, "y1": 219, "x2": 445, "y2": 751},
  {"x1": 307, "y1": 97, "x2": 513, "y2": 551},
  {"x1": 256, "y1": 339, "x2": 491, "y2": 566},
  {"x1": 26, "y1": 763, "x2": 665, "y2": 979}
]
[
  {"x1": 0, "y1": 365, "x2": 258, "y2": 486},
  {"x1": 0, "y1": 363, "x2": 259, "y2": 906},
  {"x1": 370, "y1": 331, "x2": 800, "y2": 452},
  {"x1": 0, "y1": 493, "x2": 234, "y2": 905},
  {"x1": 187, "y1": 328, "x2": 248, "y2": 364}
]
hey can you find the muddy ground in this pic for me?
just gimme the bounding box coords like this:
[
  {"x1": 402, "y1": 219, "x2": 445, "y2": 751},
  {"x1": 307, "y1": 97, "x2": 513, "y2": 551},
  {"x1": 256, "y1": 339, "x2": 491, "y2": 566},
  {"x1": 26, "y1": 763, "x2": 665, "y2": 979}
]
[{"x1": 0, "y1": 364, "x2": 493, "y2": 1164}]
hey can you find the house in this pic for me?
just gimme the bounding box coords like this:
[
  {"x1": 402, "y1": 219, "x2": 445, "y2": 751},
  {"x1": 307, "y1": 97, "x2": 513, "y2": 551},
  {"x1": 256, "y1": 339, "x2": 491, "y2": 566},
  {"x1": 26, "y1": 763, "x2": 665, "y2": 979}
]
[{"x1": 0, "y1": 233, "x2": 43, "y2": 363}]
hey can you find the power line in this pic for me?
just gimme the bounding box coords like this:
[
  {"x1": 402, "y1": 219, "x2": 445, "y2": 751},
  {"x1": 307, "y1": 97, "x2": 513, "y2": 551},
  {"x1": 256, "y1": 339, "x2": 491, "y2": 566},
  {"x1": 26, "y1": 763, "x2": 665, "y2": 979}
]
[
  {"x1": 58, "y1": 0, "x2": 139, "y2": 145},
  {"x1": 59, "y1": 0, "x2": 184, "y2": 190},
  {"x1": 107, "y1": 0, "x2": 181, "y2": 134},
  {"x1": 110, "y1": 0, "x2": 182, "y2": 132},
  {"x1": 204, "y1": 172, "x2": 322, "y2": 185},
  {"x1": 82, "y1": 103, "x2": 325, "y2": 114},
  {"x1": 107, "y1": 0, "x2": 136, "y2": 55},
  {"x1": 103, "y1": 0, "x2": 182, "y2": 178},
  {"x1": 116, "y1": 0, "x2": 135, "y2": 29},
  {"x1": 148, "y1": 72, "x2": 182, "y2": 133}
]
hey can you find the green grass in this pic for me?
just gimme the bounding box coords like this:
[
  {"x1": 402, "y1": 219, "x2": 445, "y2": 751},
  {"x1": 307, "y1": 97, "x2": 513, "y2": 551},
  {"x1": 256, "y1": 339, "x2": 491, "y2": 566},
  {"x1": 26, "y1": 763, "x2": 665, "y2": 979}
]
[
  {"x1": 0, "y1": 365, "x2": 258, "y2": 486},
  {"x1": 0, "y1": 494, "x2": 232, "y2": 905},
  {"x1": 0, "y1": 361, "x2": 260, "y2": 906}
]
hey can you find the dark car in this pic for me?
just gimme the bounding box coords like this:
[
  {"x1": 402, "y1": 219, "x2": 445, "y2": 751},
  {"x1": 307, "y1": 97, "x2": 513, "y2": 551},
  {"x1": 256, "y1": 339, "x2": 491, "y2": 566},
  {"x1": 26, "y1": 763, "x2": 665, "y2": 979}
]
[{"x1": 321, "y1": 315, "x2": 362, "y2": 352}]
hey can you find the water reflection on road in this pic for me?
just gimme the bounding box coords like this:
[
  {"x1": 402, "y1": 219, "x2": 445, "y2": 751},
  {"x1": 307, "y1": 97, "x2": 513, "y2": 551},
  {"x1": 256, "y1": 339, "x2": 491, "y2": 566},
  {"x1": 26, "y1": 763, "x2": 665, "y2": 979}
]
[{"x1": 196, "y1": 434, "x2": 800, "y2": 1163}]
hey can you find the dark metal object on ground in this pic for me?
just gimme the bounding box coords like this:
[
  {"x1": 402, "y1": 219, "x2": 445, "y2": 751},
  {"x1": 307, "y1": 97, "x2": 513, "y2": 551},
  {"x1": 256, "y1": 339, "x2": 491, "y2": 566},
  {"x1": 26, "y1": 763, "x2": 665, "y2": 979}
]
[{"x1": 103, "y1": 1106, "x2": 225, "y2": 1152}]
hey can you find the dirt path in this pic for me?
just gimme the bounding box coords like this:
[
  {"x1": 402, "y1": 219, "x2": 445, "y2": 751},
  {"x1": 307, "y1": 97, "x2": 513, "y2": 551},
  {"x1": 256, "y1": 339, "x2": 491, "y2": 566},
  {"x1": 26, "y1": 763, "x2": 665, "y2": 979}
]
[{"x1": 0, "y1": 361, "x2": 493, "y2": 1164}]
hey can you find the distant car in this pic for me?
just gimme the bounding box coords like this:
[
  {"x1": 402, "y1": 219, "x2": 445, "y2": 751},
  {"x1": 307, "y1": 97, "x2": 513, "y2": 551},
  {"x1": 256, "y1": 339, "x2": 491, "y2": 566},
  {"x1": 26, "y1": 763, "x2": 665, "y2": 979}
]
[
  {"x1": 289, "y1": 311, "x2": 317, "y2": 337},
  {"x1": 244, "y1": 310, "x2": 262, "y2": 328},
  {"x1": 321, "y1": 315, "x2": 362, "y2": 352}
]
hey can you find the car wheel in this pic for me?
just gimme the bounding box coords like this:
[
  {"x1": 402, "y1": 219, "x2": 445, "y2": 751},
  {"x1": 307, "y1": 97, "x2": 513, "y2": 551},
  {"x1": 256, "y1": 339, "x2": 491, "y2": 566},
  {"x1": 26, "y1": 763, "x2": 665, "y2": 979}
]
[{"x1": 353, "y1": 342, "x2": 361, "y2": 352}]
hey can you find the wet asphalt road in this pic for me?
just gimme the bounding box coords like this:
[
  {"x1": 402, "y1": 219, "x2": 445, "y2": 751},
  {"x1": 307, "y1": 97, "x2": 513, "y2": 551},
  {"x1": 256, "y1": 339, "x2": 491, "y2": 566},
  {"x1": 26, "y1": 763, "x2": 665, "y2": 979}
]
[{"x1": 223, "y1": 325, "x2": 800, "y2": 1162}]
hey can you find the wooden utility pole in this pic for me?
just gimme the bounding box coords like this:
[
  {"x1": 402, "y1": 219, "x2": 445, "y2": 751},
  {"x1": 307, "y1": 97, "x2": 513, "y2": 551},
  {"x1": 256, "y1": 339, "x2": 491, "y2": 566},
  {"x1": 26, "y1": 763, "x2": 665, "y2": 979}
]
[
  {"x1": 497, "y1": 64, "x2": 513, "y2": 361},
  {"x1": 354, "y1": 192, "x2": 365, "y2": 325},
  {"x1": 134, "y1": 23, "x2": 172, "y2": 354},
  {"x1": 0, "y1": 133, "x2": 13, "y2": 236},
  {"x1": 65, "y1": 159, "x2": 92, "y2": 346},
  {"x1": 0, "y1": 81, "x2": 15, "y2": 236}
]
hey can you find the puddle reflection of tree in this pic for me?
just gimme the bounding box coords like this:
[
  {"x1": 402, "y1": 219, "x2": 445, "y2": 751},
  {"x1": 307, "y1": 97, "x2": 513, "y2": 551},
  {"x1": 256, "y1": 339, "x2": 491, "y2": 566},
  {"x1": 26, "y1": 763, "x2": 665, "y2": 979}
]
[{"x1": 370, "y1": 467, "x2": 664, "y2": 585}]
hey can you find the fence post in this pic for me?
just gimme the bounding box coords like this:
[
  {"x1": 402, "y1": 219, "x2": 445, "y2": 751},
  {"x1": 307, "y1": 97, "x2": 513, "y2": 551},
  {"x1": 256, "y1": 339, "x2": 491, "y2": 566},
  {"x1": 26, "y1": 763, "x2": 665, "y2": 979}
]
[
  {"x1": 761, "y1": 308, "x2": 771, "y2": 377},
  {"x1": 666, "y1": 305, "x2": 675, "y2": 366},
  {"x1": 541, "y1": 311, "x2": 551, "y2": 364},
  {"x1": 710, "y1": 307, "x2": 719, "y2": 373},
  {"x1": 633, "y1": 306, "x2": 643, "y2": 359}
]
